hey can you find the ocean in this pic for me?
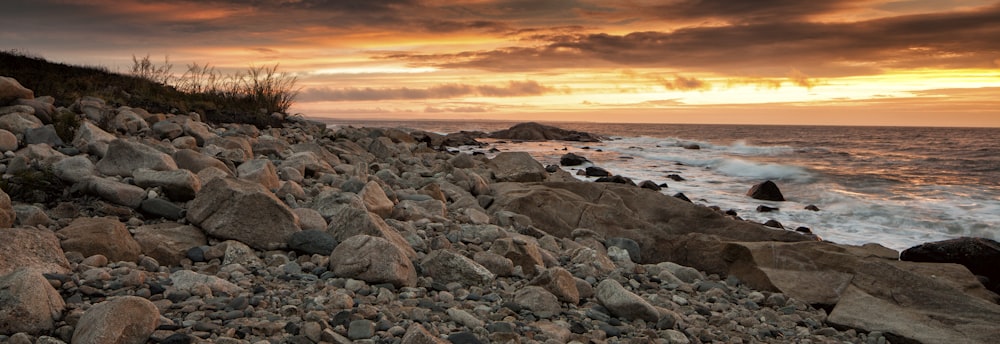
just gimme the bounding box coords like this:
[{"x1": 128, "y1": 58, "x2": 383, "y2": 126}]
[{"x1": 325, "y1": 119, "x2": 1000, "y2": 252}]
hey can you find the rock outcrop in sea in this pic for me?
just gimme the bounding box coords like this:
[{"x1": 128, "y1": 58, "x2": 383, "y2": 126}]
[{"x1": 0, "y1": 76, "x2": 998, "y2": 344}]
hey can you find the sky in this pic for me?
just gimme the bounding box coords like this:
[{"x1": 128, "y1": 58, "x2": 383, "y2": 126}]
[{"x1": 2, "y1": 0, "x2": 1000, "y2": 127}]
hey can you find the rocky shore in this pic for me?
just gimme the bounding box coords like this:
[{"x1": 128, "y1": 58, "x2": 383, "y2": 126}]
[{"x1": 1, "y1": 75, "x2": 998, "y2": 344}]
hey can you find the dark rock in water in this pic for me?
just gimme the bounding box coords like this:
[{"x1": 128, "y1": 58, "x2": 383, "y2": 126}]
[
  {"x1": 673, "y1": 193, "x2": 691, "y2": 203},
  {"x1": 585, "y1": 166, "x2": 612, "y2": 177},
  {"x1": 489, "y1": 122, "x2": 604, "y2": 142},
  {"x1": 747, "y1": 180, "x2": 785, "y2": 201},
  {"x1": 658, "y1": 183, "x2": 669, "y2": 188},
  {"x1": 666, "y1": 174, "x2": 686, "y2": 181},
  {"x1": 805, "y1": 204, "x2": 820, "y2": 211},
  {"x1": 596, "y1": 175, "x2": 635, "y2": 186},
  {"x1": 724, "y1": 209, "x2": 738, "y2": 216},
  {"x1": 763, "y1": 220, "x2": 784, "y2": 229},
  {"x1": 140, "y1": 198, "x2": 185, "y2": 220},
  {"x1": 448, "y1": 331, "x2": 484, "y2": 344},
  {"x1": 607, "y1": 237, "x2": 641, "y2": 263},
  {"x1": 756, "y1": 205, "x2": 779, "y2": 212},
  {"x1": 544, "y1": 164, "x2": 560, "y2": 173},
  {"x1": 683, "y1": 144, "x2": 701, "y2": 150},
  {"x1": 900, "y1": 237, "x2": 1000, "y2": 293},
  {"x1": 288, "y1": 230, "x2": 338, "y2": 255},
  {"x1": 638, "y1": 180, "x2": 661, "y2": 191},
  {"x1": 795, "y1": 227, "x2": 812, "y2": 234},
  {"x1": 560, "y1": 152, "x2": 590, "y2": 166}
]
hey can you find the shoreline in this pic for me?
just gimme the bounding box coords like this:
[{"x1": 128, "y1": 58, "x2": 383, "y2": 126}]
[{"x1": 1, "y1": 77, "x2": 999, "y2": 343}]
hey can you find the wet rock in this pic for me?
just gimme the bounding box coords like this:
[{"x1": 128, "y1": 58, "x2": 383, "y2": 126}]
[
  {"x1": 901, "y1": 237, "x2": 1000, "y2": 293},
  {"x1": 585, "y1": 166, "x2": 612, "y2": 177},
  {"x1": 638, "y1": 180, "x2": 661, "y2": 191},
  {"x1": 756, "y1": 205, "x2": 779, "y2": 212},
  {"x1": 747, "y1": 180, "x2": 785, "y2": 201},
  {"x1": 560, "y1": 152, "x2": 589, "y2": 166}
]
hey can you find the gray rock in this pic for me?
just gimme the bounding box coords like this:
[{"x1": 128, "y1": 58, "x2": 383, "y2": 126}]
[
  {"x1": 71, "y1": 121, "x2": 116, "y2": 156},
  {"x1": 77, "y1": 176, "x2": 146, "y2": 208},
  {"x1": 326, "y1": 203, "x2": 417, "y2": 259},
  {"x1": 0, "y1": 111, "x2": 42, "y2": 135},
  {"x1": 513, "y1": 286, "x2": 562, "y2": 318},
  {"x1": 24, "y1": 124, "x2": 63, "y2": 146},
  {"x1": 186, "y1": 177, "x2": 300, "y2": 250},
  {"x1": 447, "y1": 307, "x2": 484, "y2": 329},
  {"x1": 133, "y1": 222, "x2": 207, "y2": 266},
  {"x1": 139, "y1": 198, "x2": 186, "y2": 220},
  {"x1": 112, "y1": 108, "x2": 149, "y2": 135},
  {"x1": 288, "y1": 230, "x2": 338, "y2": 255},
  {"x1": 359, "y1": 180, "x2": 394, "y2": 218},
  {"x1": 96, "y1": 139, "x2": 178, "y2": 177},
  {"x1": 421, "y1": 249, "x2": 495, "y2": 287},
  {"x1": 172, "y1": 149, "x2": 232, "y2": 175},
  {"x1": 133, "y1": 168, "x2": 201, "y2": 201},
  {"x1": 659, "y1": 262, "x2": 704, "y2": 283},
  {"x1": 489, "y1": 152, "x2": 547, "y2": 182},
  {"x1": 236, "y1": 159, "x2": 280, "y2": 190},
  {"x1": 596, "y1": 279, "x2": 660, "y2": 322},
  {"x1": 347, "y1": 319, "x2": 375, "y2": 340},
  {"x1": 72, "y1": 296, "x2": 159, "y2": 344},
  {"x1": 530, "y1": 267, "x2": 580, "y2": 304},
  {"x1": 606, "y1": 237, "x2": 641, "y2": 263},
  {"x1": 0, "y1": 268, "x2": 65, "y2": 334},
  {"x1": 170, "y1": 270, "x2": 242, "y2": 296},
  {"x1": 222, "y1": 240, "x2": 263, "y2": 267},
  {"x1": 12, "y1": 204, "x2": 52, "y2": 227},
  {"x1": 401, "y1": 323, "x2": 449, "y2": 344},
  {"x1": 52, "y1": 155, "x2": 96, "y2": 183},
  {"x1": 278, "y1": 151, "x2": 335, "y2": 176},
  {"x1": 292, "y1": 208, "x2": 326, "y2": 231},
  {"x1": 329, "y1": 235, "x2": 417, "y2": 288},
  {"x1": 473, "y1": 251, "x2": 515, "y2": 277},
  {"x1": 152, "y1": 121, "x2": 183, "y2": 140},
  {"x1": 181, "y1": 120, "x2": 218, "y2": 146},
  {"x1": 13, "y1": 98, "x2": 54, "y2": 124},
  {"x1": 57, "y1": 217, "x2": 141, "y2": 263},
  {"x1": 490, "y1": 237, "x2": 545, "y2": 276}
]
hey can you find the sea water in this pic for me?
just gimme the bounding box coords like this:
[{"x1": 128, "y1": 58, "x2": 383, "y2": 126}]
[{"x1": 326, "y1": 119, "x2": 1000, "y2": 252}]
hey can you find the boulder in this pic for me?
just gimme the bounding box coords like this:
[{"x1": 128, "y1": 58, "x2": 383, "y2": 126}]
[
  {"x1": 13, "y1": 98, "x2": 55, "y2": 124},
  {"x1": 71, "y1": 296, "x2": 159, "y2": 344},
  {"x1": 278, "y1": 151, "x2": 335, "y2": 176},
  {"x1": 584, "y1": 166, "x2": 611, "y2": 177},
  {"x1": 173, "y1": 149, "x2": 232, "y2": 175},
  {"x1": 13, "y1": 204, "x2": 53, "y2": 227},
  {"x1": 96, "y1": 139, "x2": 178, "y2": 177},
  {"x1": 559, "y1": 152, "x2": 589, "y2": 166},
  {"x1": 236, "y1": 159, "x2": 280, "y2": 190},
  {"x1": 58, "y1": 217, "x2": 141, "y2": 263},
  {"x1": 111, "y1": 108, "x2": 149, "y2": 135},
  {"x1": 595, "y1": 175, "x2": 635, "y2": 185},
  {"x1": 0, "y1": 76, "x2": 33, "y2": 104},
  {"x1": 489, "y1": 122, "x2": 603, "y2": 142},
  {"x1": 530, "y1": 267, "x2": 580, "y2": 304},
  {"x1": 326, "y1": 204, "x2": 417, "y2": 259},
  {"x1": 489, "y1": 152, "x2": 548, "y2": 182},
  {"x1": 170, "y1": 270, "x2": 242, "y2": 296},
  {"x1": 292, "y1": 208, "x2": 327, "y2": 231},
  {"x1": 288, "y1": 229, "x2": 338, "y2": 256},
  {"x1": 0, "y1": 268, "x2": 65, "y2": 334},
  {"x1": 0, "y1": 111, "x2": 43, "y2": 135},
  {"x1": 133, "y1": 222, "x2": 208, "y2": 266},
  {"x1": 72, "y1": 121, "x2": 116, "y2": 156},
  {"x1": 77, "y1": 176, "x2": 146, "y2": 208},
  {"x1": 490, "y1": 237, "x2": 545, "y2": 276},
  {"x1": 133, "y1": 168, "x2": 201, "y2": 201},
  {"x1": 0, "y1": 188, "x2": 13, "y2": 228},
  {"x1": 151, "y1": 120, "x2": 183, "y2": 140},
  {"x1": 24, "y1": 125, "x2": 63, "y2": 146},
  {"x1": 596, "y1": 279, "x2": 660, "y2": 322},
  {"x1": 420, "y1": 249, "x2": 495, "y2": 287},
  {"x1": 0, "y1": 228, "x2": 70, "y2": 275},
  {"x1": 606, "y1": 237, "x2": 641, "y2": 263},
  {"x1": 329, "y1": 235, "x2": 417, "y2": 288},
  {"x1": 0, "y1": 128, "x2": 16, "y2": 151},
  {"x1": 638, "y1": 180, "x2": 661, "y2": 191},
  {"x1": 359, "y1": 180, "x2": 394, "y2": 218},
  {"x1": 513, "y1": 286, "x2": 562, "y2": 318},
  {"x1": 141, "y1": 196, "x2": 187, "y2": 219},
  {"x1": 900, "y1": 237, "x2": 1000, "y2": 293},
  {"x1": 747, "y1": 180, "x2": 785, "y2": 201},
  {"x1": 181, "y1": 120, "x2": 218, "y2": 146},
  {"x1": 186, "y1": 178, "x2": 300, "y2": 250}
]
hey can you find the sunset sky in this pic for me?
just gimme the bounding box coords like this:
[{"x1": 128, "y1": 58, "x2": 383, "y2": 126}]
[{"x1": 3, "y1": 0, "x2": 999, "y2": 126}]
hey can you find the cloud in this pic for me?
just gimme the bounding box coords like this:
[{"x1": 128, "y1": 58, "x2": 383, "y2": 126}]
[
  {"x1": 662, "y1": 75, "x2": 711, "y2": 91},
  {"x1": 382, "y1": 3, "x2": 1000, "y2": 77},
  {"x1": 299, "y1": 80, "x2": 553, "y2": 101},
  {"x1": 425, "y1": 105, "x2": 491, "y2": 113},
  {"x1": 725, "y1": 77, "x2": 784, "y2": 90},
  {"x1": 787, "y1": 69, "x2": 818, "y2": 89}
]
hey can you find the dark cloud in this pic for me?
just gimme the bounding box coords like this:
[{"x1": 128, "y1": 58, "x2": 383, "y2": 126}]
[
  {"x1": 662, "y1": 75, "x2": 711, "y2": 91},
  {"x1": 638, "y1": 0, "x2": 871, "y2": 23},
  {"x1": 299, "y1": 80, "x2": 553, "y2": 101},
  {"x1": 382, "y1": 3, "x2": 1000, "y2": 77}
]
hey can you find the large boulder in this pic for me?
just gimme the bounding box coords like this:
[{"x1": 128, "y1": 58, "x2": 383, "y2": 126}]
[
  {"x1": 329, "y1": 235, "x2": 417, "y2": 288},
  {"x1": 0, "y1": 76, "x2": 33, "y2": 104},
  {"x1": 133, "y1": 168, "x2": 201, "y2": 201},
  {"x1": 0, "y1": 268, "x2": 65, "y2": 334},
  {"x1": 489, "y1": 122, "x2": 603, "y2": 142},
  {"x1": 58, "y1": 217, "x2": 141, "y2": 263},
  {"x1": 489, "y1": 152, "x2": 548, "y2": 182},
  {"x1": 326, "y1": 204, "x2": 417, "y2": 259},
  {"x1": 173, "y1": 149, "x2": 233, "y2": 175},
  {"x1": 900, "y1": 237, "x2": 1000, "y2": 293},
  {"x1": 559, "y1": 152, "x2": 589, "y2": 166},
  {"x1": 236, "y1": 159, "x2": 280, "y2": 190},
  {"x1": 77, "y1": 176, "x2": 147, "y2": 208},
  {"x1": 359, "y1": 180, "x2": 394, "y2": 218},
  {"x1": 71, "y1": 296, "x2": 159, "y2": 344},
  {"x1": 96, "y1": 139, "x2": 178, "y2": 177},
  {"x1": 489, "y1": 182, "x2": 812, "y2": 257},
  {"x1": 133, "y1": 222, "x2": 208, "y2": 266},
  {"x1": 681, "y1": 238, "x2": 1000, "y2": 344},
  {"x1": 747, "y1": 180, "x2": 785, "y2": 201},
  {"x1": 0, "y1": 228, "x2": 71, "y2": 275},
  {"x1": 187, "y1": 178, "x2": 300, "y2": 250},
  {"x1": 13, "y1": 98, "x2": 55, "y2": 124}
]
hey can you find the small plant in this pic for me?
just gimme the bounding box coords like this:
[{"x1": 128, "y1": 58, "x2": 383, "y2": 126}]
[
  {"x1": 130, "y1": 54, "x2": 173, "y2": 85},
  {"x1": 52, "y1": 108, "x2": 80, "y2": 143},
  {"x1": 0, "y1": 167, "x2": 67, "y2": 204}
]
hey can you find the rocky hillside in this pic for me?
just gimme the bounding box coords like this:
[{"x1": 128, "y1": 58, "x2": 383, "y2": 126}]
[{"x1": 0, "y1": 75, "x2": 998, "y2": 344}]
